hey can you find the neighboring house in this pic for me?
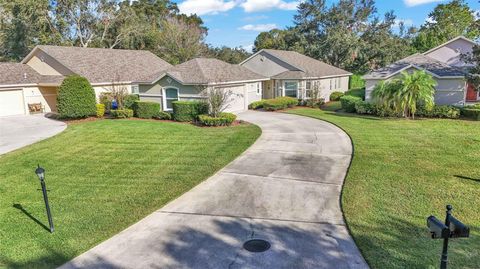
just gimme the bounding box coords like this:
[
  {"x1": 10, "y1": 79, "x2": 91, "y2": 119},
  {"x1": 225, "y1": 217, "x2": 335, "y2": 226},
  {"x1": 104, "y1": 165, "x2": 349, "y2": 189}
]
[
  {"x1": 136, "y1": 58, "x2": 268, "y2": 112},
  {"x1": 364, "y1": 36, "x2": 478, "y2": 106},
  {"x1": 240, "y1": 49, "x2": 352, "y2": 102},
  {"x1": 0, "y1": 45, "x2": 172, "y2": 117}
]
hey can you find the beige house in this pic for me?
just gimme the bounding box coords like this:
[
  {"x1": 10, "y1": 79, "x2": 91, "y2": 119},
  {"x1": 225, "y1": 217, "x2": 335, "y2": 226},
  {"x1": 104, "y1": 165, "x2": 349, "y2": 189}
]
[
  {"x1": 363, "y1": 36, "x2": 478, "y2": 106},
  {"x1": 0, "y1": 46, "x2": 172, "y2": 117},
  {"x1": 240, "y1": 49, "x2": 352, "y2": 102}
]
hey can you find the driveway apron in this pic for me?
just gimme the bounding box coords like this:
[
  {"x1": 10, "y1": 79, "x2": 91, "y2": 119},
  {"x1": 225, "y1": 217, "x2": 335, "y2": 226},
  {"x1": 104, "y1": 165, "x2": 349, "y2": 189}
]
[{"x1": 59, "y1": 111, "x2": 368, "y2": 269}]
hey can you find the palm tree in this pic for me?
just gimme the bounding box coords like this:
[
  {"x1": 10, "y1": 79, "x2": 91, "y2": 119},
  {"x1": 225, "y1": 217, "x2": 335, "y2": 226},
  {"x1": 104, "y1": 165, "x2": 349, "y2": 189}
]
[{"x1": 397, "y1": 70, "x2": 436, "y2": 119}]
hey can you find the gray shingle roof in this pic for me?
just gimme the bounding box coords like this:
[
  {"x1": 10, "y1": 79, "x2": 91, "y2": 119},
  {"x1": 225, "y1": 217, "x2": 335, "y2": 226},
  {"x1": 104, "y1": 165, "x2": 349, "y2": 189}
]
[
  {"x1": 32, "y1": 45, "x2": 172, "y2": 84},
  {"x1": 262, "y1": 49, "x2": 352, "y2": 78},
  {"x1": 0, "y1": 63, "x2": 63, "y2": 86},
  {"x1": 164, "y1": 58, "x2": 267, "y2": 85},
  {"x1": 364, "y1": 54, "x2": 466, "y2": 79}
]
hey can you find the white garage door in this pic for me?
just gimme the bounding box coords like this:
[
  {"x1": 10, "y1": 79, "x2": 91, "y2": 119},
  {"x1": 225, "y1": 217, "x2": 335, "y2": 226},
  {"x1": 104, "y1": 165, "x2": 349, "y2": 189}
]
[
  {"x1": 223, "y1": 85, "x2": 246, "y2": 113},
  {"x1": 0, "y1": 90, "x2": 25, "y2": 116}
]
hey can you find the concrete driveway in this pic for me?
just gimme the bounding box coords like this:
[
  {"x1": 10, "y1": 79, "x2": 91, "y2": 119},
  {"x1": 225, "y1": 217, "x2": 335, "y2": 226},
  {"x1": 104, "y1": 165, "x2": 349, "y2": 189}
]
[
  {"x1": 0, "y1": 114, "x2": 66, "y2": 155},
  {"x1": 59, "y1": 111, "x2": 368, "y2": 269}
]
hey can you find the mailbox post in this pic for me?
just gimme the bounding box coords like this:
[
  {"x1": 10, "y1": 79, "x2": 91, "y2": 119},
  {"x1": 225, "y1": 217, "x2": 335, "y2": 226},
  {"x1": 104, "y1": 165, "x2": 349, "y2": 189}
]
[{"x1": 427, "y1": 205, "x2": 470, "y2": 269}]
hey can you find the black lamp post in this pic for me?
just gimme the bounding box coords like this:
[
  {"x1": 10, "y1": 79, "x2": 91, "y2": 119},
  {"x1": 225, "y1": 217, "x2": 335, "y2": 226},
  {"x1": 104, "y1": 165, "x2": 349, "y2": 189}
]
[{"x1": 35, "y1": 165, "x2": 54, "y2": 233}]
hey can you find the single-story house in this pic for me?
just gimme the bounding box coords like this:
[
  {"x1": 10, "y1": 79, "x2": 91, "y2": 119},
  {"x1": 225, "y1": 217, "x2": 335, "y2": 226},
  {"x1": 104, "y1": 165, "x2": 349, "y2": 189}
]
[
  {"x1": 240, "y1": 49, "x2": 352, "y2": 102},
  {"x1": 363, "y1": 36, "x2": 478, "y2": 106},
  {"x1": 135, "y1": 58, "x2": 268, "y2": 112},
  {"x1": 0, "y1": 45, "x2": 172, "y2": 117}
]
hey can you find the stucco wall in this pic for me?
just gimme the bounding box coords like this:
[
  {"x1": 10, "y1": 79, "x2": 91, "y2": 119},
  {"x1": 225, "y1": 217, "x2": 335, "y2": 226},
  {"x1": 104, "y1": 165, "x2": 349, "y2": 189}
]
[
  {"x1": 25, "y1": 50, "x2": 72, "y2": 76},
  {"x1": 23, "y1": 86, "x2": 58, "y2": 113},
  {"x1": 424, "y1": 38, "x2": 474, "y2": 67},
  {"x1": 93, "y1": 84, "x2": 133, "y2": 103},
  {"x1": 241, "y1": 51, "x2": 298, "y2": 77}
]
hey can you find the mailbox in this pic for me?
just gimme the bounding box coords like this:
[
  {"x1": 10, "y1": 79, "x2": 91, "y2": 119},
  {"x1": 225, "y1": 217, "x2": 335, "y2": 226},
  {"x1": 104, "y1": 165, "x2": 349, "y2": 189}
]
[
  {"x1": 427, "y1": 215, "x2": 449, "y2": 239},
  {"x1": 448, "y1": 215, "x2": 470, "y2": 238}
]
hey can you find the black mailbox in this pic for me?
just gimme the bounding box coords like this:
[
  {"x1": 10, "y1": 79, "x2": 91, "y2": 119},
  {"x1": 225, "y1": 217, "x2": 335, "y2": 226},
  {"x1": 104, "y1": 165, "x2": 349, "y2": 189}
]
[
  {"x1": 427, "y1": 215, "x2": 449, "y2": 239},
  {"x1": 448, "y1": 215, "x2": 470, "y2": 238}
]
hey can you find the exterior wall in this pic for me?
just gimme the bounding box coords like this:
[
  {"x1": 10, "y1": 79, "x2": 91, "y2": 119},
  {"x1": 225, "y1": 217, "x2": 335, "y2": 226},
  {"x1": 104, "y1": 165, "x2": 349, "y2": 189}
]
[
  {"x1": 273, "y1": 76, "x2": 349, "y2": 101},
  {"x1": 365, "y1": 77, "x2": 466, "y2": 106},
  {"x1": 424, "y1": 39, "x2": 474, "y2": 67},
  {"x1": 93, "y1": 84, "x2": 133, "y2": 103},
  {"x1": 23, "y1": 86, "x2": 58, "y2": 113},
  {"x1": 25, "y1": 50, "x2": 72, "y2": 76},
  {"x1": 241, "y1": 51, "x2": 299, "y2": 77},
  {"x1": 246, "y1": 82, "x2": 262, "y2": 105}
]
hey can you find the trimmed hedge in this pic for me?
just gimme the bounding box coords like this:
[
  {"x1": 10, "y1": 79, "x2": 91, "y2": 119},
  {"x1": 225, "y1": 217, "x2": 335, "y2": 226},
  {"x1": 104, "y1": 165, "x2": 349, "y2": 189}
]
[
  {"x1": 110, "y1": 109, "x2": 133, "y2": 118},
  {"x1": 154, "y1": 111, "x2": 172, "y2": 120},
  {"x1": 263, "y1": 97, "x2": 298, "y2": 111},
  {"x1": 133, "y1": 101, "x2": 160, "y2": 119},
  {"x1": 96, "y1": 104, "x2": 105, "y2": 118},
  {"x1": 198, "y1": 113, "x2": 237, "y2": 126},
  {"x1": 330, "y1": 91, "x2": 344, "y2": 101},
  {"x1": 172, "y1": 101, "x2": 209, "y2": 122},
  {"x1": 124, "y1": 94, "x2": 140, "y2": 109},
  {"x1": 416, "y1": 105, "x2": 461, "y2": 119},
  {"x1": 249, "y1": 100, "x2": 266, "y2": 110},
  {"x1": 354, "y1": 101, "x2": 376, "y2": 115},
  {"x1": 57, "y1": 75, "x2": 96, "y2": 119},
  {"x1": 462, "y1": 108, "x2": 480, "y2": 120},
  {"x1": 340, "y1": 95, "x2": 362, "y2": 113}
]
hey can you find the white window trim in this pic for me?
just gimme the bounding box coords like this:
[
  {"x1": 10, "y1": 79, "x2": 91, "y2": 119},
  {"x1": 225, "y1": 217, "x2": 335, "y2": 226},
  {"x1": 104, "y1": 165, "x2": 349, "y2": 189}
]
[
  {"x1": 283, "y1": 80, "x2": 299, "y2": 98},
  {"x1": 162, "y1": 87, "x2": 179, "y2": 111},
  {"x1": 256, "y1": 82, "x2": 261, "y2": 95}
]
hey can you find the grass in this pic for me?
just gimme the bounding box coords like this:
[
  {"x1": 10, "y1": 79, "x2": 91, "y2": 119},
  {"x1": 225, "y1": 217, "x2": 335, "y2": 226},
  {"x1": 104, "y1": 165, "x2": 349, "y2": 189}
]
[
  {"x1": 0, "y1": 119, "x2": 260, "y2": 269},
  {"x1": 287, "y1": 106, "x2": 480, "y2": 269}
]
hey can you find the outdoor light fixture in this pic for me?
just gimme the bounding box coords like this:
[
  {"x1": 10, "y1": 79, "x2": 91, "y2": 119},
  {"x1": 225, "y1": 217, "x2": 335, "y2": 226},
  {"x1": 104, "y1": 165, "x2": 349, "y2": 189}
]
[{"x1": 35, "y1": 165, "x2": 54, "y2": 233}]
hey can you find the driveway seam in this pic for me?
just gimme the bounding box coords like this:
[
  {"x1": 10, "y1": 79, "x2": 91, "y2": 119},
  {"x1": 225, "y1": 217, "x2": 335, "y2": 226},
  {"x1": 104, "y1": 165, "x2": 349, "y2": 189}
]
[{"x1": 218, "y1": 171, "x2": 343, "y2": 186}]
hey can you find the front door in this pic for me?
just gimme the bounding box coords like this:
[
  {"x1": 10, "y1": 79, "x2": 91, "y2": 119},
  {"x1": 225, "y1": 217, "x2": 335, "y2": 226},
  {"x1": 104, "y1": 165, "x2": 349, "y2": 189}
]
[
  {"x1": 466, "y1": 83, "x2": 478, "y2": 101},
  {"x1": 284, "y1": 81, "x2": 298, "y2": 98}
]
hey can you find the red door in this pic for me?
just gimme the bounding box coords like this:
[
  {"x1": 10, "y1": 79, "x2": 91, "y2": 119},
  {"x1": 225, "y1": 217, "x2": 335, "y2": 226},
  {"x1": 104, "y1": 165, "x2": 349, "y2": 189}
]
[{"x1": 466, "y1": 83, "x2": 478, "y2": 101}]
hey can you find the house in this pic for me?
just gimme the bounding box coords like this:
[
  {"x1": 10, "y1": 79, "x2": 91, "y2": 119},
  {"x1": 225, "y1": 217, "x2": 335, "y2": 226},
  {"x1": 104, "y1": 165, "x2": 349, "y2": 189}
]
[
  {"x1": 136, "y1": 58, "x2": 268, "y2": 112},
  {"x1": 240, "y1": 49, "x2": 352, "y2": 101},
  {"x1": 0, "y1": 45, "x2": 172, "y2": 117},
  {"x1": 363, "y1": 36, "x2": 478, "y2": 106}
]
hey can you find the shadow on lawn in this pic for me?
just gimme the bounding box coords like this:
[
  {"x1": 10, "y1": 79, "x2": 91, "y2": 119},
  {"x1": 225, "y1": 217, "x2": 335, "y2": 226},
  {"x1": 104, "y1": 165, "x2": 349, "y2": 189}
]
[
  {"x1": 322, "y1": 111, "x2": 381, "y2": 121},
  {"x1": 12, "y1": 203, "x2": 50, "y2": 232},
  {"x1": 454, "y1": 175, "x2": 480, "y2": 183}
]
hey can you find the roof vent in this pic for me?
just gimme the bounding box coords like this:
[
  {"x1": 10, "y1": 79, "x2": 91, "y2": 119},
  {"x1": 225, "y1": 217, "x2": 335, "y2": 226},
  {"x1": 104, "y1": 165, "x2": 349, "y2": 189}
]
[{"x1": 23, "y1": 73, "x2": 27, "y2": 79}]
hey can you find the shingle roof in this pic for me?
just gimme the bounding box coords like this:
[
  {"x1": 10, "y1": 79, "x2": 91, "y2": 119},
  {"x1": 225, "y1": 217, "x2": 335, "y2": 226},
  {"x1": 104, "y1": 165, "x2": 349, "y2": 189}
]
[
  {"x1": 0, "y1": 63, "x2": 63, "y2": 86},
  {"x1": 163, "y1": 58, "x2": 267, "y2": 85},
  {"x1": 364, "y1": 54, "x2": 466, "y2": 79},
  {"x1": 262, "y1": 49, "x2": 352, "y2": 78},
  {"x1": 29, "y1": 46, "x2": 172, "y2": 84}
]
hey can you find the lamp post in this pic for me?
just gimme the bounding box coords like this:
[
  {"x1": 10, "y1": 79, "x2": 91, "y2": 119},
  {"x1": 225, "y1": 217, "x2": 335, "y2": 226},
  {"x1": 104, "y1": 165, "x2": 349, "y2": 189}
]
[{"x1": 35, "y1": 165, "x2": 54, "y2": 233}]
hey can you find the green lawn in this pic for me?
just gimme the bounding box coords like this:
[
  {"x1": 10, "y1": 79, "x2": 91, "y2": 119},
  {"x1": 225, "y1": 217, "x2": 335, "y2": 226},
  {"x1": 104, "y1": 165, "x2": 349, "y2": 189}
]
[
  {"x1": 0, "y1": 119, "x2": 260, "y2": 269},
  {"x1": 287, "y1": 107, "x2": 480, "y2": 269}
]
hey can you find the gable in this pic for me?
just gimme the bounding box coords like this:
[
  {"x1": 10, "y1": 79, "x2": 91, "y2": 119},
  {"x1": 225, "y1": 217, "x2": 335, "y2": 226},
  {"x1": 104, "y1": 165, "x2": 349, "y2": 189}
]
[
  {"x1": 241, "y1": 51, "x2": 299, "y2": 77},
  {"x1": 424, "y1": 38, "x2": 475, "y2": 67},
  {"x1": 24, "y1": 48, "x2": 72, "y2": 76}
]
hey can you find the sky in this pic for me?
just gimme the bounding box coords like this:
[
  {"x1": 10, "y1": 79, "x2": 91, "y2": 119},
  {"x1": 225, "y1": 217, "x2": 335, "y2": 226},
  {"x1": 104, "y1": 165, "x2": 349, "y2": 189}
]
[{"x1": 172, "y1": 0, "x2": 480, "y2": 52}]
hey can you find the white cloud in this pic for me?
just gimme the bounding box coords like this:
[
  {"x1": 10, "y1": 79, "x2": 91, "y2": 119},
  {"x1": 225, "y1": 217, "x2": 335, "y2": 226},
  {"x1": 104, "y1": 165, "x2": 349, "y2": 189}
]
[
  {"x1": 241, "y1": 0, "x2": 299, "y2": 12},
  {"x1": 238, "y1": 23, "x2": 277, "y2": 31},
  {"x1": 178, "y1": 0, "x2": 236, "y2": 16},
  {"x1": 241, "y1": 44, "x2": 254, "y2": 52},
  {"x1": 393, "y1": 19, "x2": 414, "y2": 28},
  {"x1": 403, "y1": 0, "x2": 444, "y2": 7}
]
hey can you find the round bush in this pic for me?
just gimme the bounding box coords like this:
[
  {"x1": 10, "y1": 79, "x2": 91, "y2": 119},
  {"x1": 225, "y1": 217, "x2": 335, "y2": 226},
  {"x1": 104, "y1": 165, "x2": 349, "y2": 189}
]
[
  {"x1": 133, "y1": 101, "x2": 160, "y2": 119},
  {"x1": 329, "y1": 91, "x2": 344, "y2": 101},
  {"x1": 172, "y1": 101, "x2": 209, "y2": 122},
  {"x1": 57, "y1": 75, "x2": 96, "y2": 119},
  {"x1": 340, "y1": 95, "x2": 362, "y2": 113},
  {"x1": 96, "y1": 104, "x2": 105, "y2": 118}
]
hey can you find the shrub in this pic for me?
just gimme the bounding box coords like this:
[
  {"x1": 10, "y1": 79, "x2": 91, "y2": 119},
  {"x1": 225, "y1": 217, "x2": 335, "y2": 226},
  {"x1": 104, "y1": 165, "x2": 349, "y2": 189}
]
[
  {"x1": 198, "y1": 113, "x2": 237, "y2": 126},
  {"x1": 249, "y1": 100, "x2": 266, "y2": 110},
  {"x1": 57, "y1": 75, "x2": 96, "y2": 119},
  {"x1": 345, "y1": 88, "x2": 366, "y2": 100},
  {"x1": 172, "y1": 101, "x2": 209, "y2": 122},
  {"x1": 306, "y1": 98, "x2": 325, "y2": 108},
  {"x1": 99, "y1": 92, "x2": 113, "y2": 112},
  {"x1": 263, "y1": 97, "x2": 298, "y2": 111},
  {"x1": 330, "y1": 91, "x2": 344, "y2": 101},
  {"x1": 124, "y1": 94, "x2": 140, "y2": 109},
  {"x1": 133, "y1": 101, "x2": 160, "y2": 119},
  {"x1": 462, "y1": 107, "x2": 480, "y2": 120},
  {"x1": 349, "y1": 74, "x2": 365, "y2": 89},
  {"x1": 340, "y1": 95, "x2": 362, "y2": 113},
  {"x1": 417, "y1": 105, "x2": 461, "y2": 119},
  {"x1": 355, "y1": 101, "x2": 376, "y2": 115},
  {"x1": 374, "y1": 105, "x2": 401, "y2": 117},
  {"x1": 154, "y1": 111, "x2": 172, "y2": 120},
  {"x1": 96, "y1": 104, "x2": 105, "y2": 118},
  {"x1": 110, "y1": 109, "x2": 133, "y2": 118}
]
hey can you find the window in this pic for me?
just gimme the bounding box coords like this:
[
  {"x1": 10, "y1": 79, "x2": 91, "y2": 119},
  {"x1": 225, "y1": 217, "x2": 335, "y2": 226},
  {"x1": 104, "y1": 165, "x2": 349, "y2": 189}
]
[
  {"x1": 305, "y1": 81, "x2": 312, "y2": 98},
  {"x1": 131, "y1": 85, "x2": 139, "y2": 94},
  {"x1": 256, "y1": 83, "x2": 261, "y2": 95},
  {"x1": 164, "y1": 88, "x2": 178, "y2": 110},
  {"x1": 329, "y1": 79, "x2": 333, "y2": 91},
  {"x1": 284, "y1": 81, "x2": 298, "y2": 98}
]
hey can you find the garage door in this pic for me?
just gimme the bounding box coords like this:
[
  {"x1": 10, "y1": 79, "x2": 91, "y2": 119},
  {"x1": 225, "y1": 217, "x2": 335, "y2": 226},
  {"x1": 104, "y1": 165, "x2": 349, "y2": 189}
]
[
  {"x1": 223, "y1": 85, "x2": 246, "y2": 113},
  {"x1": 0, "y1": 90, "x2": 25, "y2": 116}
]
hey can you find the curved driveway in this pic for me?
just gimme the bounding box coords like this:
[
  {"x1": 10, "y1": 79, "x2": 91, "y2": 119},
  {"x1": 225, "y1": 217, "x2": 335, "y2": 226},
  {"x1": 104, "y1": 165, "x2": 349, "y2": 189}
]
[{"x1": 59, "y1": 111, "x2": 368, "y2": 269}]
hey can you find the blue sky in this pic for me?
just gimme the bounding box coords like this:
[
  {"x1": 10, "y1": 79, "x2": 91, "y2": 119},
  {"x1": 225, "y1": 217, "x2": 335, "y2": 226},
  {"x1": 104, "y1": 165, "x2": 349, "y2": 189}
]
[{"x1": 172, "y1": 0, "x2": 480, "y2": 51}]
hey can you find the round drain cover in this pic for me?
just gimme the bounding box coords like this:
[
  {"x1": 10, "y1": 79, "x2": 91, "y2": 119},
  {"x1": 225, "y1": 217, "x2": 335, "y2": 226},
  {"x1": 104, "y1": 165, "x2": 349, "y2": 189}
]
[{"x1": 243, "y1": 239, "x2": 271, "y2": 253}]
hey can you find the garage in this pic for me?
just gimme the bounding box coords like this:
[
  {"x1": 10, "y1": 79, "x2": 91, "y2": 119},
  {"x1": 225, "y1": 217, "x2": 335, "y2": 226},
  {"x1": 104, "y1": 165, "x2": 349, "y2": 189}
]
[
  {"x1": 222, "y1": 85, "x2": 247, "y2": 113},
  {"x1": 0, "y1": 89, "x2": 25, "y2": 116}
]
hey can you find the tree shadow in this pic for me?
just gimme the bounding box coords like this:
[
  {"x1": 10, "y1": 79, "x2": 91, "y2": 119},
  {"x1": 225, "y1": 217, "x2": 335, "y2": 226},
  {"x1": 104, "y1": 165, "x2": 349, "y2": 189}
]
[
  {"x1": 454, "y1": 175, "x2": 480, "y2": 183},
  {"x1": 12, "y1": 203, "x2": 50, "y2": 232},
  {"x1": 322, "y1": 111, "x2": 381, "y2": 121}
]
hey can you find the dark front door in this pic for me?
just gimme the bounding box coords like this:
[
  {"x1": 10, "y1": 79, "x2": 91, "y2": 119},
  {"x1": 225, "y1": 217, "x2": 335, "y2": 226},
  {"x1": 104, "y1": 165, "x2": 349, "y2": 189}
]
[{"x1": 466, "y1": 83, "x2": 478, "y2": 101}]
